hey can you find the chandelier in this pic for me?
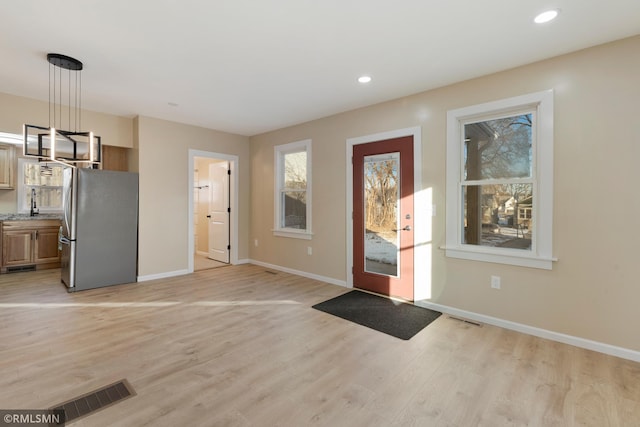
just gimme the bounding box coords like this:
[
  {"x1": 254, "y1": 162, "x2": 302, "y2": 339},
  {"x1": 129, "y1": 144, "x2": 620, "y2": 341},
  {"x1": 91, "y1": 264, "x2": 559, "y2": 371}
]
[{"x1": 23, "y1": 53, "x2": 101, "y2": 166}]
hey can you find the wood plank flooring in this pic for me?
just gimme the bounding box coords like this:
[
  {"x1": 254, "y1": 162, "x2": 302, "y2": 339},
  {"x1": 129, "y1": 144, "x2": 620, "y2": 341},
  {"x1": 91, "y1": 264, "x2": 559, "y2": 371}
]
[
  {"x1": 0, "y1": 265, "x2": 638, "y2": 426},
  {"x1": 194, "y1": 254, "x2": 229, "y2": 271}
]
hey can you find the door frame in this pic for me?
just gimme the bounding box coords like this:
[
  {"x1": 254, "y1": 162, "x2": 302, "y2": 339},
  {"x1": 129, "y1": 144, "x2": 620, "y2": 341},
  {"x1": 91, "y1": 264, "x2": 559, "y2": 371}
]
[
  {"x1": 188, "y1": 150, "x2": 239, "y2": 272},
  {"x1": 353, "y1": 138, "x2": 414, "y2": 300},
  {"x1": 346, "y1": 126, "x2": 431, "y2": 300}
]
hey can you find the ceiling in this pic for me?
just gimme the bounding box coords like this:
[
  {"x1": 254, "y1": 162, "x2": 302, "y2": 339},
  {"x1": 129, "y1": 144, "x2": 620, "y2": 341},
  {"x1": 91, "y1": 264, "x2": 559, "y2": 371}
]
[{"x1": 1, "y1": 1, "x2": 639, "y2": 137}]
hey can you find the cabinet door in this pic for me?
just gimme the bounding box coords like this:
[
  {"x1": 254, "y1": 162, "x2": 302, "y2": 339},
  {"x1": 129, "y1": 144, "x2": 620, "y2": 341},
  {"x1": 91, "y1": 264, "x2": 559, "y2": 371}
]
[
  {"x1": 0, "y1": 143, "x2": 15, "y2": 189},
  {"x1": 3, "y1": 230, "x2": 33, "y2": 266},
  {"x1": 102, "y1": 145, "x2": 129, "y2": 171},
  {"x1": 34, "y1": 228, "x2": 61, "y2": 264}
]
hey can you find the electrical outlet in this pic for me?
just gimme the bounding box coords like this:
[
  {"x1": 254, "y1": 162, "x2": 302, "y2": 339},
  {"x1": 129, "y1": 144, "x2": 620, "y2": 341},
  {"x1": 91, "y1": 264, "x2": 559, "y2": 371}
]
[
  {"x1": 307, "y1": 246, "x2": 312, "y2": 256},
  {"x1": 491, "y1": 275, "x2": 501, "y2": 289},
  {"x1": 254, "y1": 239, "x2": 258, "y2": 247}
]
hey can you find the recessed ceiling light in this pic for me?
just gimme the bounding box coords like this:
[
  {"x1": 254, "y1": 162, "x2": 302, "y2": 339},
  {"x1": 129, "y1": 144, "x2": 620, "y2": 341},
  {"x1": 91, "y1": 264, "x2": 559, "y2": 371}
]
[
  {"x1": 534, "y1": 9, "x2": 559, "y2": 24},
  {"x1": 358, "y1": 75, "x2": 372, "y2": 84}
]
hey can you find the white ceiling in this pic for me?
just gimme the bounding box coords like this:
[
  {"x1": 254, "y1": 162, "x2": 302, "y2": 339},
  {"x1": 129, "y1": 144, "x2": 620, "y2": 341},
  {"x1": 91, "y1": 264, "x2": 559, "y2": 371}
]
[{"x1": 1, "y1": 1, "x2": 639, "y2": 136}]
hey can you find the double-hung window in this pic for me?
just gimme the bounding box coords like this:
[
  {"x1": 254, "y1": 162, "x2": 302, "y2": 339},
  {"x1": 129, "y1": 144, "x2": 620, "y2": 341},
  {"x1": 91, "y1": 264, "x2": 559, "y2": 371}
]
[
  {"x1": 274, "y1": 139, "x2": 312, "y2": 239},
  {"x1": 445, "y1": 90, "x2": 554, "y2": 269},
  {"x1": 17, "y1": 158, "x2": 65, "y2": 214}
]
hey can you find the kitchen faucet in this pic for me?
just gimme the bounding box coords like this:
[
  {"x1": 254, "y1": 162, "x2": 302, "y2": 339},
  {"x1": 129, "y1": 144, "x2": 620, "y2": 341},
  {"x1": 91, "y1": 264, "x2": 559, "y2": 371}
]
[{"x1": 30, "y1": 188, "x2": 39, "y2": 216}]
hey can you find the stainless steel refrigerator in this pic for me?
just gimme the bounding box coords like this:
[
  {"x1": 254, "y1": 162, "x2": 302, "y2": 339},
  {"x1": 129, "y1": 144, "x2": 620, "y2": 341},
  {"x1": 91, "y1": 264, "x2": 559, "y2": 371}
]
[{"x1": 59, "y1": 167, "x2": 139, "y2": 292}]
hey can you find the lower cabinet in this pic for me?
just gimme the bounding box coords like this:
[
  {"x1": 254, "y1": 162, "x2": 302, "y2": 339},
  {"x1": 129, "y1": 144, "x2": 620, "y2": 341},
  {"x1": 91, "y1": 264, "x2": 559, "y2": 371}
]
[{"x1": 1, "y1": 220, "x2": 62, "y2": 273}]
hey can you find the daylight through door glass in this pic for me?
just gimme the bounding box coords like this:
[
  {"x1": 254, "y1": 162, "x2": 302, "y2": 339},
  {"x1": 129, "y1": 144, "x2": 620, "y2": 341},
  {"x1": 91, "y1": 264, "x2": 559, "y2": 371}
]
[{"x1": 363, "y1": 153, "x2": 399, "y2": 277}]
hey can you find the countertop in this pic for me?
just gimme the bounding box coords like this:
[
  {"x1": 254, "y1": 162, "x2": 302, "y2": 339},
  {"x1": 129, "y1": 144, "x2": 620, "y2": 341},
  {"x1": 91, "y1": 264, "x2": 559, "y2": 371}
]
[{"x1": 0, "y1": 213, "x2": 62, "y2": 221}]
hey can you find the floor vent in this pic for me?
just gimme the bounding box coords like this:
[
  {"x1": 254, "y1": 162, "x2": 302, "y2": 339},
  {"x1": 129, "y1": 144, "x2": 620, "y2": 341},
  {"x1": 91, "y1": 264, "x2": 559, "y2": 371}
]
[
  {"x1": 6, "y1": 264, "x2": 36, "y2": 273},
  {"x1": 51, "y1": 379, "x2": 136, "y2": 424},
  {"x1": 448, "y1": 316, "x2": 483, "y2": 327}
]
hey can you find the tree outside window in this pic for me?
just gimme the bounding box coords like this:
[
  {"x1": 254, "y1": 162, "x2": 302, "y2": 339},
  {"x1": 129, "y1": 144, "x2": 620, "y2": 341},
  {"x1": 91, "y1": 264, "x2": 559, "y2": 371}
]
[
  {"x1": 446, "y1": 90, "x2": 554, "y2": 269},
  {"x1": 463, "y1": 113, "x2": 533, "y2": 250},
  {"x1": 282, "y1": 150, "x2": 307, "y2": 229},
  {"x1": 274, "y1": 139, "x2": 312, "y2": 239}
]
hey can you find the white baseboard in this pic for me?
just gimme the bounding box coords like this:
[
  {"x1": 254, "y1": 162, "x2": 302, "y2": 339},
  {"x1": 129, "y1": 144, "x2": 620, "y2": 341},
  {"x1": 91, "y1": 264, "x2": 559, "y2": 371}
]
[
  {"x1": 137, "y1": 260, "x2": 640, "y2": 363},
  {"x1": 137, "y1": 269, "x2": 190, "y2": 282},
  {"x1": 249, "y1": 259, "x2": 348, "y2": 288},
  {"x1": 416, "y1": 300, "x2": 640, "y2": 363},
  {"x1": 139, "y1": 259, "x2": 251, "y2": 282}
]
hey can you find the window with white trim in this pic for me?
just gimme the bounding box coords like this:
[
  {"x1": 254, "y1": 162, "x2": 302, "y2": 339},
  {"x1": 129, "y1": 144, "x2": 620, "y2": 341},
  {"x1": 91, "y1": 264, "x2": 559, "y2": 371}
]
[
  {"x1": 445, "y1": 90, "x2": 554, "y2": 269},
  {"x1": 274, "y1": 139, "x2": 312, "y2": 239},
  {"x1": 17, "y1": 158, "x2": 65, "y2": 214}
]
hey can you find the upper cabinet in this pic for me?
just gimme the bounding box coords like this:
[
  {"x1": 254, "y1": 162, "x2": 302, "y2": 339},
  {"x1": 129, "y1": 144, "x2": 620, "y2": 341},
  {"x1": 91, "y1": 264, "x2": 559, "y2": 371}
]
[
  {"x1": 0, "y1": 143, "x2": 15, "y2": 190},
  {"x1": 0, "y1": 143, "x2": 129, "y2": 190},
  {"x1": 102, "y1": 145, "x2": 130, "y2": 171}
]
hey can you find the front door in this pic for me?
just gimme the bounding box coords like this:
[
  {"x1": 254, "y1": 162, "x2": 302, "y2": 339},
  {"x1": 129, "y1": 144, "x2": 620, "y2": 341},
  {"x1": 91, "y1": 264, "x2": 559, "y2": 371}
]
[
  {"x1": 208, "y1": 161, "x2": 230, "y2": 263},
  {"x1": 353, "y1": 136, "x2": 414, "y2": 300}
]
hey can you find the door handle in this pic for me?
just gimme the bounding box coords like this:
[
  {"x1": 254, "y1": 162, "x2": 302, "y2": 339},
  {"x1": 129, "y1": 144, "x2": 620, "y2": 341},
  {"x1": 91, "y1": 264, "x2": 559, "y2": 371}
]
[{"x1": 206, "y1": 215, "x2": 211, "y2": 218}]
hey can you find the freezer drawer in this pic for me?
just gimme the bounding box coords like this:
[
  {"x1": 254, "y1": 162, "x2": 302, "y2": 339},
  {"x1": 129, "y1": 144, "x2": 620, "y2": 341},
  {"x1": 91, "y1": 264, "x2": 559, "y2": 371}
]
[{"x1": 59, "y1": 236, "x2": 75, "y2": 289}]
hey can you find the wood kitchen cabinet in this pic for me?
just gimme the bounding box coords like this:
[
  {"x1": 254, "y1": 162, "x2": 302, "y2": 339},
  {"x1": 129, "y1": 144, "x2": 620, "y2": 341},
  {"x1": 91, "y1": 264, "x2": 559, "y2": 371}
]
[
  {"x1": 1, "y1": 219, "x2": 61, "y2": 273},
  {"x1": 102, "y1": 145, "x2": 130, "y2": 171},
  {"x1": 0, "y1": 143, "x2": 15, "y2": 189}
]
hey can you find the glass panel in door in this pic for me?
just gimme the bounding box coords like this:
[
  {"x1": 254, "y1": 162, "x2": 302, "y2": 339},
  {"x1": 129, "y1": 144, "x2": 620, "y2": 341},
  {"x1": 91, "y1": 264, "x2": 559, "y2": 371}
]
[{"x1": 363, "y1": 153, "x2": 399, "y2": 277}]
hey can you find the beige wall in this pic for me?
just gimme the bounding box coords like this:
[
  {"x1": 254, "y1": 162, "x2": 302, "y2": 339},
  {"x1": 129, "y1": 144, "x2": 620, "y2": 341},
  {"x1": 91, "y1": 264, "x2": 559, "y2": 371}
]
[
  {"x1": 250, "y1": 35, "x2": 640, "y2": 352},
  {"x1": 0, "y1": 91, "x2": 133, "y2": 147},
  {"x1": 136, "y1": 116, "x2": 250, "y2": 278},
  {"x1": 0, "y1": 95, "x2": 250, "y2": 279},
  {"x1": 1, "y1": 35, "x2": 637, "y2": 352},
  {"x1": 0, "y1": 91, "x2": 135, "y2": 212}
]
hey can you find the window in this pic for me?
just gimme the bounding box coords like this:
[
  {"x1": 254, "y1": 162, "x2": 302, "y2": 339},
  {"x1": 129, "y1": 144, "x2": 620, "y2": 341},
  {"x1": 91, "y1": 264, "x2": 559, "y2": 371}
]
[
  {"x1": 17, "y1": 158, "x2": 65, "y2": 214},
  {"x1": 274, "y1": 139, "x2": 312, "y2": 239},
  {"x1": 446, "y1": 91, "x2": 554, "y2": 269}
]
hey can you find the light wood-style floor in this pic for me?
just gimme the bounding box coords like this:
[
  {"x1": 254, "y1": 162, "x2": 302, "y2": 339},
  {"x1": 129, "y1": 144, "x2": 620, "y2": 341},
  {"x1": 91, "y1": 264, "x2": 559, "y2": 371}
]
[
  {"x1": 194, "y1": 253, "x2": 229, "y2": 271},
  {"x1": 1, "y1": 265, "x2": 638, "y2": 426}
]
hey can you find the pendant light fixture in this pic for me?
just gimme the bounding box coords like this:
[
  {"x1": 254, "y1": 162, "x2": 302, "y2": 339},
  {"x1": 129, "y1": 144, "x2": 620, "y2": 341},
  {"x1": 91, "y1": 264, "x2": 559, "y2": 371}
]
[{"x1": 23, "y1": 53, "x2": 101, "y2": 166}]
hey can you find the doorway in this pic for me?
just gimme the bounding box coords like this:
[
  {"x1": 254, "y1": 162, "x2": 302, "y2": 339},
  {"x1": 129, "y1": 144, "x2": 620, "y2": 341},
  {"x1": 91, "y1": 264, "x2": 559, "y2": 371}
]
[
  {"x1": 188, "y1": 150, "x2": 239, "y2": 273},
  {"x1": 352, "y1": 136, "x2": 414, "y2": 300},
  {"x1": 193, "y1": 158, "x2": 229, "y2": 270}
]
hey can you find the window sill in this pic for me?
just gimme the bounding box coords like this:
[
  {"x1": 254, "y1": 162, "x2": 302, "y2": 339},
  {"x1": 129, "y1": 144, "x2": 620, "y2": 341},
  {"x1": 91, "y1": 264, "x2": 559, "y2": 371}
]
[
  {"x1": 443, "y1": 246, "x2": 556, "y2": 270},
  {"x1": 273, "y1": 229, "x2": 313, "y2": 240},
  {"x1": 17, "y1": 210, "x2": 63, "y2": 216}
]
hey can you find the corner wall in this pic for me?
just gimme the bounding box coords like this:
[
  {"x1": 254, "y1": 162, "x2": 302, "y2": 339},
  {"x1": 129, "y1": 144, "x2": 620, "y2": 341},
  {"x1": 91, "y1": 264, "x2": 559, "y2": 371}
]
[
  {"x1": 249, "y1": 35, "x2": 640, "y2": 352},
  {"x1": 0, "y1": 92, "x2": 134, "y2": 212},
  {"x1": 136, "y1": 116, "x2": 250, "y2": 279}
]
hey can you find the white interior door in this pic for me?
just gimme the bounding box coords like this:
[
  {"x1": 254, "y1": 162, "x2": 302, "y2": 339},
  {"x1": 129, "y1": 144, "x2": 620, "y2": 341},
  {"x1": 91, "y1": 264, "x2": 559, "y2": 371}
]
[{"x1": 208, "y1": 161, "x2": 230, "y2": 263}]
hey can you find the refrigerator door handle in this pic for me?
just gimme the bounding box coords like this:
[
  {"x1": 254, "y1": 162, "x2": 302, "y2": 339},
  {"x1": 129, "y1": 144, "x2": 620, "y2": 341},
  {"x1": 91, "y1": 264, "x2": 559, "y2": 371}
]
[
  {"x1": 59, "y1": 228, "x2": 72, "y2": 246},
  {"x1": 59, "y1": 235, "x2": 69, "y2": 251}
]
